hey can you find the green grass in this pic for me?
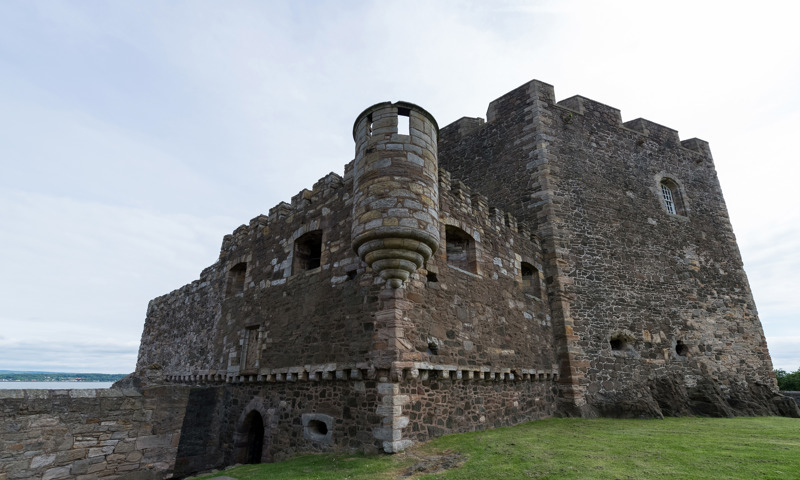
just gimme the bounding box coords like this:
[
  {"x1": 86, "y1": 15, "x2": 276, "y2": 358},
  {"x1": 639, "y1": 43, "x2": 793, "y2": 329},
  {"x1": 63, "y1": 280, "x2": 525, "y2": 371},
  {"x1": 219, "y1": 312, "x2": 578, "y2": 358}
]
[{"x1": 191, "y1": 417, "x2": 800, "y2": 480}]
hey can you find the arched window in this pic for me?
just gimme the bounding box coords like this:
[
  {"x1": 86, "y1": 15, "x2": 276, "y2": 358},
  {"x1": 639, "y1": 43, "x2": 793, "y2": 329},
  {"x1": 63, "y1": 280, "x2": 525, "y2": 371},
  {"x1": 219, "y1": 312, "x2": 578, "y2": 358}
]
[
  {"x1": 659, "y1": 178, "x2": 686, "y2": 216},
  {"x1": 445, "y1": 225, "x2": 477, "y2": 273}
]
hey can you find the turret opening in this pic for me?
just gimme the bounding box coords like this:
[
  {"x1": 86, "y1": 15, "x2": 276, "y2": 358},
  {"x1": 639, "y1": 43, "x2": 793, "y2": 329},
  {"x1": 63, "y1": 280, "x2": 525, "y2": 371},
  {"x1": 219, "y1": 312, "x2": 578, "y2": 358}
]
[{"x1": 397, "y1": 107, "x2": 410, "y2": 135}]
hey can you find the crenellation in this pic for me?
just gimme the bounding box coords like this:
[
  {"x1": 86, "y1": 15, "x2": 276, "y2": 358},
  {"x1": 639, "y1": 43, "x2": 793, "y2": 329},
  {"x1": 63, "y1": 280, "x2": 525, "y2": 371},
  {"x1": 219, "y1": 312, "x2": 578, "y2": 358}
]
[
  {"x1": 439, "y1": 116, "x2": 485, "y2": 143},
  {"x1": 504, "y1": 212, "x2": 518, "y2": 232},
  {"x1": 557, "y1": 95, "x2": 623, "y2": 127},
  {"x1": 291, "y1": 188, "x2": 313, "y2": 210},
  {"x1": 450, "y1": 179, "x2": 470, "y2": 199},
  {"x1": 623, "y1": 118, "x2": 680, "y2": 145},
  {"x1": 249, "y1": 214, "x2": 268, "y2": 228},
  {"x1": 488, "y1": 206, "x2": 505, "y2": 227},
  {"x1": 555, "y1": 95, "x2": 585, "y2": 115},
  {"x1": 3, "y1": 78, "x2": 794, "y2": 480},
  {"x1": 268, "y1": 201, "x2": 292, "y2": 222},
  {"x1": 680, "y1": 137, "x2": 713, "y2": 160}
]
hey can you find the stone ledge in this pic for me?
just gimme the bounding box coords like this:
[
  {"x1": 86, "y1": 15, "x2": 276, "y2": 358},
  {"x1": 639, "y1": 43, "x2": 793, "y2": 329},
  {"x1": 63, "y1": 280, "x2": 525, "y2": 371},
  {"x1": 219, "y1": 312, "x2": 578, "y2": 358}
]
[{"x1": 164, "y1": 362, "x2": 559, "y2": 385}]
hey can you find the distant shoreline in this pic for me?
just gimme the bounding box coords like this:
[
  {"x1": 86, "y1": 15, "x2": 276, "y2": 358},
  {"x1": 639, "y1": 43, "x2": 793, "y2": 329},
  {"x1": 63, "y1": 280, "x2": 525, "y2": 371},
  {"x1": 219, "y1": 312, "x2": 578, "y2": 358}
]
[
  {"x1": 0, "y1": 381, "x2": 115, "y2": 390},
  {"x1": 0, "y1": 373, "x2": 126, "y2": 382}
]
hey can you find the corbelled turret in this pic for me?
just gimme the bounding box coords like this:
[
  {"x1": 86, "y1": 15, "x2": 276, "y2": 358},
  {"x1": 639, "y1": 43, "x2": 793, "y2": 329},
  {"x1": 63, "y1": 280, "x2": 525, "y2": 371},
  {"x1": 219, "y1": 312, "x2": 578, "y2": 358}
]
[{"x1": 351, "y1": 102, "x2": 440, "y2": 288}]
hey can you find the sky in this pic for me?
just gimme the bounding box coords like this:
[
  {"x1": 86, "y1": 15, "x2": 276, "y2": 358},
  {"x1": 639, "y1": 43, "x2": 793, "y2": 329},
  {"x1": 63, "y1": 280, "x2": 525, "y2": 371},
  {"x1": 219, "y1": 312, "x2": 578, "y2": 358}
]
[{"x1": 0, "y1": 0, "x2": 798, "y2": 374}]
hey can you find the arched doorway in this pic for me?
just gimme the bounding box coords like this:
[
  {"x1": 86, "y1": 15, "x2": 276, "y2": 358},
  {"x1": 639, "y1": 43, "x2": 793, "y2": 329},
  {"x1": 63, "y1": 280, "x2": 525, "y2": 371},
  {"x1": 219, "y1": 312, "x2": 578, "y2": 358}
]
[
  {"x1": 244, "y1": 411, "x2": 264, "y2": 464},
  {"x1": 234, "y1": 410, "x2": 266, "y2": 464}
]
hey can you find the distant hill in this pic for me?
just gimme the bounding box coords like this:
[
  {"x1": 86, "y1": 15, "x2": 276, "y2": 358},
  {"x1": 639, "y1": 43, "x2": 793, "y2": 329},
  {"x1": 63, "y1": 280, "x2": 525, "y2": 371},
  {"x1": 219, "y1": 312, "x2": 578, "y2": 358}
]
[{"x1": 0, "y1": 372, "x2": 126, "y2": 382}]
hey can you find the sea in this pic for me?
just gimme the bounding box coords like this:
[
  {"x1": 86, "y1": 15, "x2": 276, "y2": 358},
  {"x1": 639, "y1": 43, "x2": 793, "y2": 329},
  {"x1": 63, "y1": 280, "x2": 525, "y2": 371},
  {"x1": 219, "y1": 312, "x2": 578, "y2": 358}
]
[{"x1": 0, "y1": 381, "x2": 114, "y2": 390}]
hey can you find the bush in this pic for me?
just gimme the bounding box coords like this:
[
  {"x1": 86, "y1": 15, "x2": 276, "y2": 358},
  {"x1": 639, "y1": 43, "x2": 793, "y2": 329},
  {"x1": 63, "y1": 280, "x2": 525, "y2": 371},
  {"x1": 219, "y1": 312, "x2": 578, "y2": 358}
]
[{"x1": 775, "y1": 368, "x2": 800, "y2": 391}]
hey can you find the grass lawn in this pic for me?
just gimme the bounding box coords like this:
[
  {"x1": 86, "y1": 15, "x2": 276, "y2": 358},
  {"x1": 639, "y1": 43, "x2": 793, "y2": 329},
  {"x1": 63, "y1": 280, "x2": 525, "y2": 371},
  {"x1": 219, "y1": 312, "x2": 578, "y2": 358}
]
[{"x1": 191, "y1": 417, "x2": 799, "y2": 479}]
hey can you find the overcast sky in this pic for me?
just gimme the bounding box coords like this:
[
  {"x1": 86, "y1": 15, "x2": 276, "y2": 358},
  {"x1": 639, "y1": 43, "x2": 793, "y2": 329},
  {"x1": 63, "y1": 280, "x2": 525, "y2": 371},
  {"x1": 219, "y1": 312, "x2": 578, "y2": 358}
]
[{"x1": 1, "y1": 0, "x2": 798, "y2": 374}]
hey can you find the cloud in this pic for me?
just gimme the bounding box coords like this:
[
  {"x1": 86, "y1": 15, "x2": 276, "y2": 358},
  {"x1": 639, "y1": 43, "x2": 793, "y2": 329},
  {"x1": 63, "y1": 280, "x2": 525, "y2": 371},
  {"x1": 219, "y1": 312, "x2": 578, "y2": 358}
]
[
  {"x1": 766, "y1": 337, "x2": 800, "y2": 371},
  {"x1": 0, "y1": 0, "x2": 798, "y2": 375},
  {"x1": 0, "y1": 338, "x2": 139, "y2": 374},
  {"x1": 0, "y1": 190, "x2": 235, "y2": 373}
]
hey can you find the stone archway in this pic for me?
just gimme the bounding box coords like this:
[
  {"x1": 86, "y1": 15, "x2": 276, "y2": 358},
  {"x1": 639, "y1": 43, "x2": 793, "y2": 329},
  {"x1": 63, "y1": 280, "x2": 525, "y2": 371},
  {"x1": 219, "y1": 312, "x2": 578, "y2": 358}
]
[
  {"x1": 243, "y1": 411, "x2": 264, "y2": 463},
  {"x1": 232, "y1": 399, "x2": 270, "y2": 464}
]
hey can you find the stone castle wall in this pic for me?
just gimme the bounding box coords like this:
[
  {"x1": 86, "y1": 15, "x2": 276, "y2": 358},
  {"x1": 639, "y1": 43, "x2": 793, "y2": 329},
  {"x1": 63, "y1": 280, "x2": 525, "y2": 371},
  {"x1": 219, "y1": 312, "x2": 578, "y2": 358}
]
[
  {"x1": 5, "y1": 79, "x2": 797, "y2": 480},
  {"x1": 136, "y1": 169, "x2": 381, "y2": 379},
  {"x1": 543, "y1": 89, "x2": 783, "y2": 416},
  {"x1": 395, "y1": 167, "x2": 556, "y2": 373},
  {"x1": 0, "y1": 382, "x2": 190, "y2": 480},
  {"x1": 131, "y1": 96, "x2": 565, "y2": 464},
  {"x1": 438, "y1": 79, "x2": 796, "y2": 417}
]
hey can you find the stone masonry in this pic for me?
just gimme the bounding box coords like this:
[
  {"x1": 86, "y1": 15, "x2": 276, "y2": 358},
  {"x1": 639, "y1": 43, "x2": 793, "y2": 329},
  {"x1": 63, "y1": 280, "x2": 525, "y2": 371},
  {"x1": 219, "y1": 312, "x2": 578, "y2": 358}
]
[{"x1": 1, "y1": 79, "x2": 797, "y2": 479}]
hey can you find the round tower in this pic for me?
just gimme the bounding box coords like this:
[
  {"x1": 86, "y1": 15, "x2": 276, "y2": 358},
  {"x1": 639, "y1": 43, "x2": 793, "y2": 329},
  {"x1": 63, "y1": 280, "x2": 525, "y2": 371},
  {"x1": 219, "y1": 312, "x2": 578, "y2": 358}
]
[{"x1": 351, "y1": 101, "x2": 440, "y2": 289}]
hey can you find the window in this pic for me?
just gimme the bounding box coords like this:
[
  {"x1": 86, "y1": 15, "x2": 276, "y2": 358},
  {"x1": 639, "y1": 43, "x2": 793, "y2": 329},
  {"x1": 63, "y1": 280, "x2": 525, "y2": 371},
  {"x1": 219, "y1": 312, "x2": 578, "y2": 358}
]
[
  {"x1": 661, "y1": 182, "x2": 676, "y2": 214},
  {"x1": 521, "y1": 262, "x2": 541, "y2": 297},
  {"x1": 293, "y1": 230, "x2": 323, "y2": 273},
  {"x1": 226, "y1": 262, "x2": 247, "y2": 296},
  {"x1": 445, "y1": 225, "x2": 477, "y2": 273},
  {"x1": 243, "y1": 326, "x2": 259, "y2": 371},
  {"x1": 397, "y1": 107, "x2": 410, "y2": 135},
  {"x1": 659, "y1": 178, "x2": 686, "y2": 216}
]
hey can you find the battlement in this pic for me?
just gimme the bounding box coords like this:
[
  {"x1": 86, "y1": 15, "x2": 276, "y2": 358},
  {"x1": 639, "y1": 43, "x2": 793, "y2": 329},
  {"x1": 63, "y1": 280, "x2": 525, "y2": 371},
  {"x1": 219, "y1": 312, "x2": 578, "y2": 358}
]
[
  {"x1": 439, "y1": 168, "x2": 537, "y2": 246},
  {"x1": 220, "y1": 171, "x2": 348, "y2": 256},
  {"x1": 455, "y1": 80, "x2": 712, "y2": 163},
  {"x1": 554, "y1": 93, "x2": 708, "y2": 158},
  {"x1": 622, "y1": 118, "x2": 680, "y2": 144},
  {"x1": 439, "y1": 116, "x2": 485, "y2": 142},
  {"x1": 118, "y1": 79, "x2": 792, "y2": 478}
]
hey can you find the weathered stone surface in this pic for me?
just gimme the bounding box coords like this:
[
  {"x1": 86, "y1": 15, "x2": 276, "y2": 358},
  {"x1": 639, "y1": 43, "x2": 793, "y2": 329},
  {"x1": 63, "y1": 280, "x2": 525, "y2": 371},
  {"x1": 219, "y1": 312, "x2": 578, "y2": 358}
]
[
  {"x1": 0, "y1": 385, "x2": 190, "y2": 479},
  {"x1": 1, "y1": 79, "x2": 795, "y2": 480}
]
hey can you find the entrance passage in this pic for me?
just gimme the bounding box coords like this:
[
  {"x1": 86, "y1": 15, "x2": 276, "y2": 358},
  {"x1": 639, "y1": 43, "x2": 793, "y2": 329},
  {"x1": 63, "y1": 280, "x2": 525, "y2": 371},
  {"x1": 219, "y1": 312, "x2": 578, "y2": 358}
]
[{"x1": 243, "y1": 410, "x2": 264, "y2": 464}]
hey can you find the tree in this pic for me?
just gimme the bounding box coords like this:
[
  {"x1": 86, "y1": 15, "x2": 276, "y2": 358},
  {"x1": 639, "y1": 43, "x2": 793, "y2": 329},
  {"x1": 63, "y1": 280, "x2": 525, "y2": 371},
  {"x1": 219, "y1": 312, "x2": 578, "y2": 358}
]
[{"x1": 774, "y1": 368, "x2": 800, "y2": 391}]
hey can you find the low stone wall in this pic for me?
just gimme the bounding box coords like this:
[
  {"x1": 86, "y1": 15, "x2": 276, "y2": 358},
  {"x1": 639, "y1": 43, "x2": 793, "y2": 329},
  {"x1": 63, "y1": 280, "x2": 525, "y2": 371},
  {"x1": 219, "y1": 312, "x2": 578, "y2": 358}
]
[
  {"x1": 784, "y1": 391, "x2": 800, "y2": 407},
  {"x1": 0, "y1": 385, "x2": 191, "y2": 480}
]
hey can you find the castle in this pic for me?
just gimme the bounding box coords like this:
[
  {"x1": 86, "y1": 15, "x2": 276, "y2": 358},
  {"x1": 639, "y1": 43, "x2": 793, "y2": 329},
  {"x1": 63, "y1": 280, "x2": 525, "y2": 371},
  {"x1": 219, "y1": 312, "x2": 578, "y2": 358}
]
[{"x1": 2, "y1": 79, "x2": 798, "y2": 479}]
